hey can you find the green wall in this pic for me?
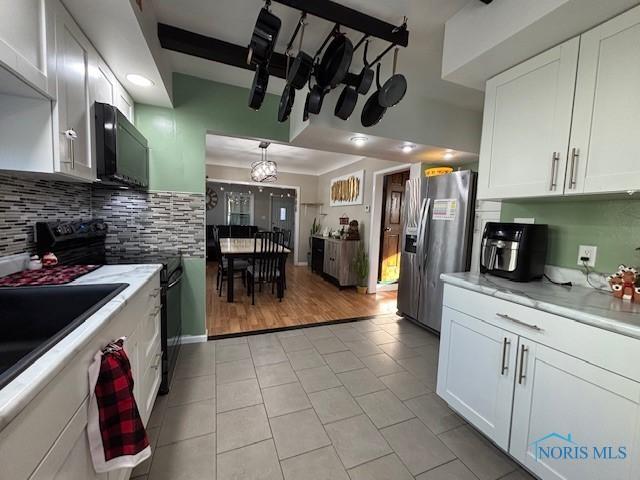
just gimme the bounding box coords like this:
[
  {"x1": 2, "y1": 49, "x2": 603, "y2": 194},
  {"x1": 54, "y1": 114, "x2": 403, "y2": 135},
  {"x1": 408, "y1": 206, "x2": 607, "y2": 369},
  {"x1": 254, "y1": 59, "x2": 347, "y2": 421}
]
[
  {"x1": 501, "y1": 197, "x2": 640, "y2": 273},
  {"x1": 135, "y1": 73, "x2": 289, "y2": 335}
]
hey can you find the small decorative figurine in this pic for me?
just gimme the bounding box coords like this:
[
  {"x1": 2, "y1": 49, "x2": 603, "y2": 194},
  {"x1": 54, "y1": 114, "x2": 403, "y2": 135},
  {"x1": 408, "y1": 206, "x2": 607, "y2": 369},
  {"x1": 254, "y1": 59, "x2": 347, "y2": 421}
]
[
  {"x1": 42, "y1": 252, "x2": 59, "y2": 268},
  {"x1": 347, "y1": 220, "x2": 360, "y2": 241},
  {"x1": 607, "y1": 265, "x2": 638, "y2": 301}
]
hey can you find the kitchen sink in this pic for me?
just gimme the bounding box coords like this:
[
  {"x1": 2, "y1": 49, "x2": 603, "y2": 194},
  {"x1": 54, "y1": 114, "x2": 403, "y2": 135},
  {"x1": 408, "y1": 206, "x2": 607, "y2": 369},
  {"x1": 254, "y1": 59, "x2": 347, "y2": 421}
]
[{"x1": 0, "y1": 283, "x2": 128, "y2": 389}]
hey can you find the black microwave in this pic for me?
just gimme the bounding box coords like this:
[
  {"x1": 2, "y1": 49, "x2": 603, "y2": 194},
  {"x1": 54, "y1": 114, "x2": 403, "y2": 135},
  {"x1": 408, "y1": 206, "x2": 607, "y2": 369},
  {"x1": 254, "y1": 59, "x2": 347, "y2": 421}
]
[{"x1": 95, "y1": 102, "x2": 149, "y2": 189}]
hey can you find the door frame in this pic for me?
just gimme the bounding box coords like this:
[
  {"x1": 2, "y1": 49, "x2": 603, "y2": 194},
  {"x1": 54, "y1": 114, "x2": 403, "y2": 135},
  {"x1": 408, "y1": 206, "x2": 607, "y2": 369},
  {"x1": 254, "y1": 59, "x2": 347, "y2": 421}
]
[
  {"x1": 206, "y1": 178, "x2": 302, "y2": 265},
  {"x1": 367, "y1": 163, "x2": 413, "y2": 294}
]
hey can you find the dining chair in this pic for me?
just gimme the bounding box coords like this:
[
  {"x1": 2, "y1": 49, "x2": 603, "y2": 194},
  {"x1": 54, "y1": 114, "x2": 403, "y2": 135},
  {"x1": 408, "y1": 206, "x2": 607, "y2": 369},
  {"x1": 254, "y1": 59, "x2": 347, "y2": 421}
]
[
  {"x1": 246, "y1": 231, "x2": 285, "y2": 305},
  {"x1": 213, "y1": 227, "x2": 248, "y2": 297}
]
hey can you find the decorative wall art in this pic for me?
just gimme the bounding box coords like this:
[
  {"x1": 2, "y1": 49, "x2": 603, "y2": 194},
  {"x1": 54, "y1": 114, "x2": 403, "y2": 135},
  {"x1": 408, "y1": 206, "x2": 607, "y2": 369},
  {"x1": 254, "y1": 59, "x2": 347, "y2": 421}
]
[{"x1": 330, "y1": 170, "x2": 364, "y2": 207}]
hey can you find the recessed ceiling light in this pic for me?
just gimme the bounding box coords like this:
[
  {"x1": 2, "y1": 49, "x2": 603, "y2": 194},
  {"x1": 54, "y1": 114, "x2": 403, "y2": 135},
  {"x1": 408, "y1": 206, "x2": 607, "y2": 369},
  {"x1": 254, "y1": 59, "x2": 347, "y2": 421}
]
[
  {"x1": 126, "y1": 73, "x2": 154, "y2": 87},
  {"x1": 445, "y1": 149, "x2": 453, "y2": 153},
  {"x1": 350, "y1": 136, "x2": 369, "y2": 147},
  {"x1": 444, "y1": 152, "x2": 454, "y2": 160},
  {"x1": 402, "y1": 144, "x2": 416, "y2": 154}
]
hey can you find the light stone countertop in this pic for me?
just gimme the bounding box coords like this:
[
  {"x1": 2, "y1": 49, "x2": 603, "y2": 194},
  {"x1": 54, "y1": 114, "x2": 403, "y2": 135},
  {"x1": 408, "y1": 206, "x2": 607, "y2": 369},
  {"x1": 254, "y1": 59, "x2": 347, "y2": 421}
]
[
  {"x1": 441, "y1": 272, "x2": 640, "y2": 340},
  {"x1": 0, "y1": 264, "x2": 162, "y2": 430}
]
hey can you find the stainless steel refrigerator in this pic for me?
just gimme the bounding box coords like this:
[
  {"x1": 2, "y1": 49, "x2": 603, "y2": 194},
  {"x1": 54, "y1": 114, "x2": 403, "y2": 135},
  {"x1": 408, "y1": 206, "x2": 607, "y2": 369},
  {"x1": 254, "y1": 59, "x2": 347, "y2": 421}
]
[{"x1": 397, "y1": 171, "x2": 477, "y2": 332}]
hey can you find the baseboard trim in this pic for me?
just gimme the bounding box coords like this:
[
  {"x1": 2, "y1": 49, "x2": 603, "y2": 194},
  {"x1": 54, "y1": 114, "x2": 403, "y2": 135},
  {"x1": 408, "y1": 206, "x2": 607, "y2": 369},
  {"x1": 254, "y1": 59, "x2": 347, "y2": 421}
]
[
  {"x1": 180, "y1": 333, "x2": 209, "y2": 344},
  {"x1": 207, "y1": 313, "x2": 399, "y2": 341},
  {"x1": 294, "y1": 261, "x2": 308, "y2": 267}
]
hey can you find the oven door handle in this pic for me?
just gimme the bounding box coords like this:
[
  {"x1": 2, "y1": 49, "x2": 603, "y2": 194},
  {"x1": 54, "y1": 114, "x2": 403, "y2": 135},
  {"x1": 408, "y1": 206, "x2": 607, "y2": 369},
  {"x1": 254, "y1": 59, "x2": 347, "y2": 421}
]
[{"x1": 167, "y1": 267, "x2": 184, "y2": 289}]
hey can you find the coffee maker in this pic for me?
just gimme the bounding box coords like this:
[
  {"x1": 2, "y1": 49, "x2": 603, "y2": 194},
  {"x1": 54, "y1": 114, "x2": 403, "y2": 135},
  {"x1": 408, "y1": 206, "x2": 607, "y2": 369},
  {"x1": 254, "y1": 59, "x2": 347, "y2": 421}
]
[{"x1": 480, "y1": 223, "x2": 548, "y2": 282}]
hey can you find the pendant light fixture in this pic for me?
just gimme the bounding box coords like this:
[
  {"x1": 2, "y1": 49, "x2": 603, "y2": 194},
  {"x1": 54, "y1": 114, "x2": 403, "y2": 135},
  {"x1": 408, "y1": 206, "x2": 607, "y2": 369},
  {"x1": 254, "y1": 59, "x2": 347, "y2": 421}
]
[{"x1": 251, "y1": 141, "x2": 277, "y2": 183}]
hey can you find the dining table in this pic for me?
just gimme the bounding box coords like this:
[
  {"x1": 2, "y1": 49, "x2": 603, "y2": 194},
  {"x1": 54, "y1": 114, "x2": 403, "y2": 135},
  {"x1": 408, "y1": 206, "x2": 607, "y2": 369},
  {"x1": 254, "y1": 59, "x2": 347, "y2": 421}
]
[{"x1": 219, "y1": 238, "x2": 291, "y2": 303}]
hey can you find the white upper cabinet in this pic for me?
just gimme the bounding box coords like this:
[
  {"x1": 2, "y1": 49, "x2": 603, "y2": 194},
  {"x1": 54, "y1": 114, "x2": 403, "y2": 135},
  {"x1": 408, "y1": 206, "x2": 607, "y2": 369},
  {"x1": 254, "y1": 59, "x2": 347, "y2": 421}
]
[
  {"x1": 569, "y1": 6, "x2": 640, "y2": 195},
  {"x1": 478, "y1": 38, "x2": 579, "y2": 200},
  {"x1": 90, "y1": 56, "x2": 117, "y2": 105},
  {"x1": 53, "y1": 1, "x2": 93, "y2": 181},
  {"x1": 115, "y1": 83, "x2": 135, "y2": 123},
  {"x1": 0, "y1": 0, "x2": 55, "y2": 96}
]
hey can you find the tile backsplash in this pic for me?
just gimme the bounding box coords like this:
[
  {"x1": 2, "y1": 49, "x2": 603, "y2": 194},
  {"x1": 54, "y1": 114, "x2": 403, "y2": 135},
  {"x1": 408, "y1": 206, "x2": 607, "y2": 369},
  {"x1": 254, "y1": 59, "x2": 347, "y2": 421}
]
[
  {"x1": 0, "y1": 173, "x2": 205, "y2": 259},
  {"x1": 0, "y1": 174, "x2": 92, "y2": 256}
]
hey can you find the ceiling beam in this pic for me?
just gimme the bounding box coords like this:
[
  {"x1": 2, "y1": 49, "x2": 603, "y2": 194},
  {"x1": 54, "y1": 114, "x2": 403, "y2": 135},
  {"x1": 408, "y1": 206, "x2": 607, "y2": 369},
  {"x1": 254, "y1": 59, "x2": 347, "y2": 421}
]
[
  {"x1": 158, "y1": 23, "x2": 289, "y2": 80},
  {"x1": 271, "y1": 0, "x2": 409, "y2": 47}
]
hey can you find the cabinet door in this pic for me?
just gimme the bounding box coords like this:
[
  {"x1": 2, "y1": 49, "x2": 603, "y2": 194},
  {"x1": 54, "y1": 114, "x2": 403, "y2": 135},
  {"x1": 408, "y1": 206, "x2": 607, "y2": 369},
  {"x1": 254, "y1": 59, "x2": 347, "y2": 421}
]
[
  {"x1": 569, "y1": 6, "x2": 640, "y2": 194},
  {"x1": 91, "y1": 56, "x2": 117, "y2": 105},
  {"x1": 0, "y1": 0, "x2": 55, "y2": 95},
  {"x1": 54, "y1": 3, "x2": 94, "y2": 181},
  {"x1": 115, "y1": 83, "x2": 135, "y2": 123},
  {"x1": 510, "y1": 340, "x2": 640, "y2": 480},
  {"x1": 437, "y1": 307, "x2": 518, "y2": 450},
  {"x1": 478, "y1": 38, "x2": 579, "y2": 200}
]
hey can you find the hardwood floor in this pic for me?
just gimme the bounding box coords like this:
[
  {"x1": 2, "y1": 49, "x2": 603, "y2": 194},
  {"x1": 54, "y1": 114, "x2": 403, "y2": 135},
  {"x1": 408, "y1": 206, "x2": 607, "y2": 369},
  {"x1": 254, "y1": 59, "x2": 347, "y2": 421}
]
[{"x1": 207, "y1": 261, "x2": 398, "y2": 336}]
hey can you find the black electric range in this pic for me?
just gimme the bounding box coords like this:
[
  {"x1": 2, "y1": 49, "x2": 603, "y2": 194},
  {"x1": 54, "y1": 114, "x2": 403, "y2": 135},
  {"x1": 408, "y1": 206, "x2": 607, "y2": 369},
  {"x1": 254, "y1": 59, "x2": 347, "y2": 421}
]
[{"x1": 35, "y1": 219, "x2": 183, "y2": 394}]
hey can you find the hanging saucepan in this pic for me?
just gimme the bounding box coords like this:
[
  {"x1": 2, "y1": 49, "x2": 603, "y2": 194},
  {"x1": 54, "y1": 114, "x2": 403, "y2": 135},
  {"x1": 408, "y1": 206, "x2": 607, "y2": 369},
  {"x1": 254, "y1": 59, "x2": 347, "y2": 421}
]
[
  {"x1": 303, "y1": 92, "x2": 311, "y2": 121},
  {"x1": 288, "y1": 20, "x2": 314, "y2": 90},
  {"x1": 249, "y1": 64, "x2": 269, "y2": 110},
  {"x1": 278, "y1": 56, "x2": 295, "y2": 123},
  {"x1": 361, "y1": 64, "x2": 387, "y2": 127},
  {"x1": 317, "y1": 31, "x2": 354, "y2": 89},
  {"x1": 307, "y1": 84, "x2": 326, "y2": 115},
  {"x1": 334, "y1": 85, "x2": 358, "y2": 121},
  {"x1": 378, "y1": 47, "x2": 407, "y2": 108},
  {"x1": 354, "y1": 40, "x2": 374, "y2": 95},
  {"x1": 247, "y1": 6, "x2": 281, "y2": 67}
]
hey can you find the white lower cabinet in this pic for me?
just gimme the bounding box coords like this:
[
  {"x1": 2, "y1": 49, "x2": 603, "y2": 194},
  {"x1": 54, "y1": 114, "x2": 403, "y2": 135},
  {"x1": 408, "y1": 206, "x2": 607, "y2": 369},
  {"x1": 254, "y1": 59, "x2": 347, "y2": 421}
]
[
  {"x1": 438, "y1": 284, "x2": 640, "y2": 480},
  {"x1": 437, "y1": 307, "x2": 518, "y2": 450},
  {"x1": 510, "y1": 340, "x2": 640, "y2": 480}
]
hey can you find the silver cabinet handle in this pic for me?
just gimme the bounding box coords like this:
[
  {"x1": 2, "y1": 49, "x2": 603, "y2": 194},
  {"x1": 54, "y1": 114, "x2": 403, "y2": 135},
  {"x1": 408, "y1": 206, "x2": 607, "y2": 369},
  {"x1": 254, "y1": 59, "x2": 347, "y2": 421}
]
[
  {"x1": 549, "y1": 152, "x2": 560, "y2": 191},
  {"x1": 63, "y1": 129, "x2": 77, "y2": 168},
  {"x1": 518, "y1": 344, "x2": 528, "y2": 384},
  {"x1": 151, "y1": 352, "x2": 162, "y2": 370},
  {"x1": 496, "y1": 313, "x2": 544, "y2": 332},
  {"x1": 568, "y1": 148, "x2": 579, "y2": 189},
  {"x1": 501, "y1": 337, "x2": 510, "y2": 375}
]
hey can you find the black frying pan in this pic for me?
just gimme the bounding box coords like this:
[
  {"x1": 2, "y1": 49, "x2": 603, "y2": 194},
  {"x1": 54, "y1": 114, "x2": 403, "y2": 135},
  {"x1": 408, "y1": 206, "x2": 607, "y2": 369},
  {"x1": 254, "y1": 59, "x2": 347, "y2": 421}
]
[
  {"x1": 248, "y1": 65, "x2": 269, "y2": 110},
  {"x1": 307, "y1": 84, "x2": 326, "y2": 115},
  {"x1": 355, "y1": 40, "x2": 374, "y2": 95},
  {"x1": 378, "y1": 48, "x2": 407, "y2": 108},
  {"x1": 361, "y1": 64, "x2": 387, "y2": 127},
  {"x1": 334, "y1": 86, "x2": 358, "y2": 121},
  {"x1": 278, "y1": 83, "x2": 295, "y2": 122},
  {"x1": 303, "y1": 92, "x2": 310, "y2": 121},
  {"x1": 289, "y1": 22, "x2": 313, "y2": 90},
  {"x1": 317, "y1": 33, "x2": 354, "y2": 89}
]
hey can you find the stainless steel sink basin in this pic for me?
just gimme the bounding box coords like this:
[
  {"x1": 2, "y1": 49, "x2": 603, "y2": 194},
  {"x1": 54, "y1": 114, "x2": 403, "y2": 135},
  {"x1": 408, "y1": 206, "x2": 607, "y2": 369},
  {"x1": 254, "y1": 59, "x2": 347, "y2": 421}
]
[{"x1": 0, "y1": 283, "x2": 128, "y2": 389}]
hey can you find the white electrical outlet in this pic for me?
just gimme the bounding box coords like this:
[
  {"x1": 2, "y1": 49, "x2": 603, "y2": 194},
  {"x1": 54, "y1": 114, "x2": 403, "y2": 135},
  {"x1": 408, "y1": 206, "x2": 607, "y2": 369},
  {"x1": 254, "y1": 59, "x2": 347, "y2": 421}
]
[{"x1": 577, "y1": 245, "x2": 598, "y2": 268}]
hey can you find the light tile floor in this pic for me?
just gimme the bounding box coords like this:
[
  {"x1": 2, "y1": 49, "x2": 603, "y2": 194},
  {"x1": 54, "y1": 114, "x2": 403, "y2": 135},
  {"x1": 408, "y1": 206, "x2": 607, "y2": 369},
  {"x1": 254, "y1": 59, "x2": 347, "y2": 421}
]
[{"x1": 132, "y1": 315, "x2": 536, "y2": 480}]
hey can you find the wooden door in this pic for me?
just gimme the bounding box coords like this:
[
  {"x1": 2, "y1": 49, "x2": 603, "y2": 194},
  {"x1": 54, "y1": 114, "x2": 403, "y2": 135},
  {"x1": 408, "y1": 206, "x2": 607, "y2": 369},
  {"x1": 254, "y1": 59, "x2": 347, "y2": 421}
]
[
  {"x1": 510, "y1": 340, "x2": 640, "y2": 479},
  {"x1": 478, "y1": 38, "x2": 579, "y2": 199},
  {"x1": 569, "y1": 5, "x2": 640, "y2": 194},
  {"x1": 379, "y1": 171, "x2": 409, "y2": 283},
  {"x1": 437, "y1": 306, "x2": 519, "y2": 450}
]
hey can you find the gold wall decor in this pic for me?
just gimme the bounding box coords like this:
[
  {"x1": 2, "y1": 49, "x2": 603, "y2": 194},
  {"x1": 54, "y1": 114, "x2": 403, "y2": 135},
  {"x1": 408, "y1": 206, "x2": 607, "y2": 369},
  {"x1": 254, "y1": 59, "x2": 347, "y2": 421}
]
[{"x1": 329, "y1": 170, "x2": 364, "y2": 207}]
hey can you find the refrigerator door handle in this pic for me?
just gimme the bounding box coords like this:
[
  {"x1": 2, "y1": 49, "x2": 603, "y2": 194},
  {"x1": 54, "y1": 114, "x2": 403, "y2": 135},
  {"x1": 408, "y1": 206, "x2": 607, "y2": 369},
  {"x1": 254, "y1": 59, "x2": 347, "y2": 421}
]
[
  {"x1": 417, "y1": 198, "x2": 431, "y2": 273},
  {"x1": 416, "y1": 198, "x2": 428, "y2": 272},
  {"x1": 421, "y1": 199, "x2": 432, "y2": 272}
]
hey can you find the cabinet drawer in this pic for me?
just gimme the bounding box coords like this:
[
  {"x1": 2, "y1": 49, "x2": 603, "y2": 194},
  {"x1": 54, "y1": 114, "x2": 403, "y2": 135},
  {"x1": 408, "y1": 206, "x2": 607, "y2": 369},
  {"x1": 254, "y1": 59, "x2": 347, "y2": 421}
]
[{"x1": 443, "y1": 284, "x2": 640, "y2": 381}]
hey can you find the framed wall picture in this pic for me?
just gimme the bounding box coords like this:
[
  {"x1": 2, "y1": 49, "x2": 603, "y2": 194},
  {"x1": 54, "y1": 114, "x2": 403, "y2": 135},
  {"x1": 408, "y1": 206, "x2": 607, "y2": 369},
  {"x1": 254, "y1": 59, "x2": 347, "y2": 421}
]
[{"x1": 329, "y1": 170, "x2": 364, "y2": 207}]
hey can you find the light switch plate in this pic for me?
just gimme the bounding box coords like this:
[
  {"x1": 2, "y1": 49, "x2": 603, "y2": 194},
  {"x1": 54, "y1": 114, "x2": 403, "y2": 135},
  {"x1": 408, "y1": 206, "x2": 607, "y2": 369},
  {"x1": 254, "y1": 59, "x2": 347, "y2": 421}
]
[
  {"x1": 578, "y1": 245, "x2": 598, "y2": 268},
  {"x1": 364, "y1": 205, "x2": 370, "y2": 213}
]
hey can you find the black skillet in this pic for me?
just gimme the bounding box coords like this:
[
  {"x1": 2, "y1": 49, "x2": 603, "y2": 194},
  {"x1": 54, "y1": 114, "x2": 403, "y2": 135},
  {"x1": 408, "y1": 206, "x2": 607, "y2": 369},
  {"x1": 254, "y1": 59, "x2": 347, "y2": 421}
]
[
  {"x1": 278, "y1": 56, "x2": 295, "y2": 122},
  {"x1": 307, "y1": 84, "x2": 326, "y2": 115},
  {"x1": 248, "y1": 64, "x2": 269, "y2": 110},
  {"x1": 317, "y1": 32, "x2": 354, "y2": 89},
  {"x1": 247, "y1": 7, "x2": 281, "y2": 67},
  {"x1": 354, "y1": 40, "x2": 374, "y2": 95},
  {"x1": 361, "y1": 64, "x2": 387, "y2": 127},
  {"x1": 378, "y1": 48, "x2": 407, "y2": 108},
  {"x1": 288, "y1": 21, "x2": 313, "y2": 90},
  {"x1": 334, "y1": 85, "x2": 358, "y2": 121}
]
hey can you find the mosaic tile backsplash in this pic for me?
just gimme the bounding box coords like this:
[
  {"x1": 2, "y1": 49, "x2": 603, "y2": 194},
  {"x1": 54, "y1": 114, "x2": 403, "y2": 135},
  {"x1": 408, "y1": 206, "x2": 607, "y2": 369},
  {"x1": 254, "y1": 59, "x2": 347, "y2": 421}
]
[{"x1": 0, "y1": 173, "x2": 205, "y2": 259}]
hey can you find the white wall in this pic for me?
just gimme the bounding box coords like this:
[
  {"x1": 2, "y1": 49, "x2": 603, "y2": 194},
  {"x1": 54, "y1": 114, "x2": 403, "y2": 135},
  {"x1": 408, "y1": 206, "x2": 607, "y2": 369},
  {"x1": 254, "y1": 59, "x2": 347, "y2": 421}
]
[{"x1": 443, "y1": 0, "x2": 639, "y2": 90}]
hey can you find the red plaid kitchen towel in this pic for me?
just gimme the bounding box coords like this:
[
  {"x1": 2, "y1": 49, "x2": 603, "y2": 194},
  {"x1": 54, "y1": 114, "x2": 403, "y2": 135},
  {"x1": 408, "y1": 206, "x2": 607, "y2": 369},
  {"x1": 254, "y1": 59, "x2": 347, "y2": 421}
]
[{"x1": 87, "y1": 338, "x2": 151, "y2": 473}]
